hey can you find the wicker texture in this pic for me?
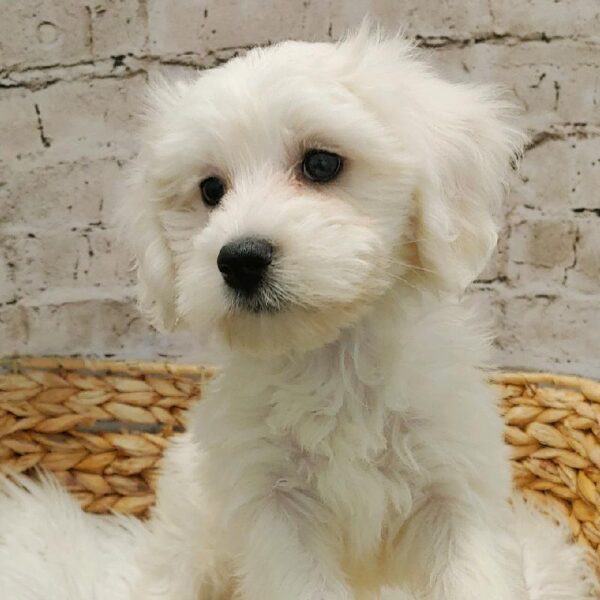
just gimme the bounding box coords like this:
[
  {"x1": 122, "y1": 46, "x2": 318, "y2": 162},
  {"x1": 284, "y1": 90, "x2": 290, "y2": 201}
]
[
  {"x1": 1, "y1": 359, "x2": 600, "y2": 564},
  {"x1": 491, "y1": 371, "x2": 600, "y2": 560},
  {"x1": 0, "y1": 357, "x2": 211, "y2": 515}
]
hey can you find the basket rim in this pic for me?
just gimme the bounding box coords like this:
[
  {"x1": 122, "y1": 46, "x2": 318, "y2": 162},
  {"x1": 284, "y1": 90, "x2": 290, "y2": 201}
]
[
  {"x1": 0, "y1": 356, "x2": 216, "y2": 379},
  {"x1": 488, "y1": 369, "x2": 600, "y2": 395},
  {"x1": 1, "y1": 357, "x2": 599, "y2": 391}
]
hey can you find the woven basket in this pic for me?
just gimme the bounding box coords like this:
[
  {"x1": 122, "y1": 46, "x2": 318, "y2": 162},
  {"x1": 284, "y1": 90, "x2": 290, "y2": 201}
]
[
  {"x1": 0, "y1": 357, "x2": 213, "y2": 515},
  {"x1": 1, "y1": 358, "x2": 600, "y2": 565}
]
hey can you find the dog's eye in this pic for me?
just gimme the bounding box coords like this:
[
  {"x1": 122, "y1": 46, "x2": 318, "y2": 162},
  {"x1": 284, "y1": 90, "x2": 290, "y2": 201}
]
[
  {"x1": 302, "y1": 150, "x2": 343, "y2": 183},
  {"x1": 199, "y1": 176, "x2": 226, "y2": 207}
]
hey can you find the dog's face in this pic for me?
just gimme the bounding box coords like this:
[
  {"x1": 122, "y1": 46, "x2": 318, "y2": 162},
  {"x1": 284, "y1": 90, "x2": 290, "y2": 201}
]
[{"x1": 122, "y1": 29, "x2": 524, "y2": 355}]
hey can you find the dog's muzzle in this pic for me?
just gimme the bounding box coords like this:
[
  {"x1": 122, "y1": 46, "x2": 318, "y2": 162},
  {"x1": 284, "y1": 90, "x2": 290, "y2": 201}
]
[{"x1": 217, "y1": 237, "x2": 275, "y2": 309}]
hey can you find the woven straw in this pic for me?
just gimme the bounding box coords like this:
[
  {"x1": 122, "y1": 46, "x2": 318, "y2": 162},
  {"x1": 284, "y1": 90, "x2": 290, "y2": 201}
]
[
  {"x1": 1, "y1": 358, "x2": 600, "y2": 564},
  {"x1": 491, "y1": 371, "x2": 600, "y2": 562},
  {"x1": 0, "y1": 357, "x2": 213, "y2": 515}
]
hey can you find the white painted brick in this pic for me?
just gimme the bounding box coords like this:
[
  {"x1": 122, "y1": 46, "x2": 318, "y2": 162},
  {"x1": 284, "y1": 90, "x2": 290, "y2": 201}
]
[
  {"x1": 476, "y1": 246, "x2": 502, "y2": 283},
  {"x1": 489, "y1": 0, "x2": 600, "y2": 38},
  {"x1": 476, "y1": 220, "x2": 511, "y2": 283},
  {"x1": 24, "y1": 76, "x2": 145, "y2": 164},
  {"x1": 565, "y1": 219, "x2": 600, "y2": 293},
  {"x1": 506, "y1": 219, "x2": 577, "y2": 289},
  {"x1": 90, "y1": 0, "x2": 148, "y2": 58},
  {"x1": 496, "y1": 295, "x2": 600, "y2": 377},
  {"x1": 509, "y1": 136, "x2": 600, "y2": 215},
  {"x1": 0, "y1": 299, "x2": 143, "y2": 356},
  {"x1": 328, "y1": 0, "x2": 493, "y2": 39},
  {"x1": 0, "y1": 299, "x2": 201, "y2": 359},
  {"x1": 0, "y1": 159, "x2": 123, "y2": 230},
  {"x1": 1, "y1": 1, "x2": 600, "y2": 376},
  {"x1": 145, "y1": 0, "x2": 599, "y2": 56},
  {"x1": 2, "y1": 228, "x2": 134, "y2": 299},
  {"x1": 431, "y1": 41, "x2": 600, "y2": 128},
  {"x1": 0, "y1": 305, "x2": 28, "y2": 355},
  {"x1": 147, "y1": 0, "x2": 334, "y2": 56},
  {"x1": 0, "y1": 89, "x2": 42, "y2": 162},
  {"x1": 0, "y1": 248, "x2": 17, "y2": 305},
  {"x1": 0, "y1": 0, "x2": 92, "y2": 70}
]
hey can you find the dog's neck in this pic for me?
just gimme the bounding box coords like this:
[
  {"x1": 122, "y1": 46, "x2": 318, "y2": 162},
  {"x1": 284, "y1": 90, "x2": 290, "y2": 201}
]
[
  {"x1": 199, "y1": 282, "x2": 488, "y2": 465},
  {"x1": 220, "y1": 282, "x2": 480, "y2": 409}
]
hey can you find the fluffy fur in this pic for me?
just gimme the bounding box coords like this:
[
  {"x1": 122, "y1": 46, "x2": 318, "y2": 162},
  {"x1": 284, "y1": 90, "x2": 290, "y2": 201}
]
[
  {"x1": 1, "y1": 25, "x2": 597, "y2": 599},
  {"x1": 0, "y1": 474, "x2": 144, "y2": 599}
]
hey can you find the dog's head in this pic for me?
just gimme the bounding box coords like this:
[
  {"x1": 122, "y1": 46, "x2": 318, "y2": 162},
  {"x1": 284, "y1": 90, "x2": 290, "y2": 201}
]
[{"x1": 121, "y1": 27, "x2": 524, "y2": 355}]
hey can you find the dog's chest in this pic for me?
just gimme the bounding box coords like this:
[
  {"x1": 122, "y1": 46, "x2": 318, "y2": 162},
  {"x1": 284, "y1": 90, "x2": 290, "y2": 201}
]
[
  {"x1": 194, "y1": 353, "x2": 436, "y2": 585},
  {"x1": 203, "y1": 372, "x2": 426, "y2": 538},
  {"x1": 266, "y1": 389, "x2": 429, "y2": 594}
]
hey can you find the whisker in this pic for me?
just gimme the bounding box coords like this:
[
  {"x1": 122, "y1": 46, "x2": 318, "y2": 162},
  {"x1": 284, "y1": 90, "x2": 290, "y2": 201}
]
[
  {"x1": 397, "y1": 262, "x2": 436, "y2": 275},
  {"x1": 390, "y1": 273, "x2": 423, "y2": 293}
]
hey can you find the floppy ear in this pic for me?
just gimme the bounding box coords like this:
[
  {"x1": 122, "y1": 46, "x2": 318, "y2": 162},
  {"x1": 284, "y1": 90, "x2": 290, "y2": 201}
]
[
  {"x1": 416, "y1": 84, "x2": 526, "y2": 293},
  {"x1": 118, "y1": 168, "x2": 178, "y2": 332},
  {"x1": 116, "y1": 77, "x2": 192, "y2": 331}
]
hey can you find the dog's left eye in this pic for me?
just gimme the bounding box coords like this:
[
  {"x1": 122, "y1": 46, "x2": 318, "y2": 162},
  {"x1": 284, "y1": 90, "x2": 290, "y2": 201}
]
[
  {"x1": 302, "y1": 150, "x2": 343, "y2": 183},
  {"x1": 199, "y1": 176, "x2": 226, "y2": 207}
]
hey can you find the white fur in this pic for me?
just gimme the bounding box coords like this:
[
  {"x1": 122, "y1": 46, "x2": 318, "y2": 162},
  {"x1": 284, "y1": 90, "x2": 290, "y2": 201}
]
[
  {"x1": 1, "y1": 25, "x2": 596, "y2": 599},
  {"x1": 0, "y1": 474, "x2": 144, "y2": 599}
]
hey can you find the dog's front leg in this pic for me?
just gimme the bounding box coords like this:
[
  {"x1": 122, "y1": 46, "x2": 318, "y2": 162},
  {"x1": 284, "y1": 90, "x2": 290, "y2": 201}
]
[
  {"x1": 130, "y1": 433, "x2": 231, "y2": 600},
  {"x1": 235, "y1": 503, "x2": 352, "y2": 600},
  {"x1": 392, "y1": 496, "x2": 528, "y2": 600}
]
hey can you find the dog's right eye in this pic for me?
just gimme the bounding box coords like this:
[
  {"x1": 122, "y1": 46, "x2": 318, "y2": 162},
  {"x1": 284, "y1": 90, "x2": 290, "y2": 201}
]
[
  {"x1": 199, "y1": 176, "x2": 226, "y2": 207},
  {"x1": 302, "y1": 150, "x2": 343, "y2": 183}
]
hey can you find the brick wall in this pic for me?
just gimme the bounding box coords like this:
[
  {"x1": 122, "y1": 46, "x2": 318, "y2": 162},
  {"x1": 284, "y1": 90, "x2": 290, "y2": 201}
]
[{"x1": 1, "y1": 1, "x2": 599, "y2": 375}]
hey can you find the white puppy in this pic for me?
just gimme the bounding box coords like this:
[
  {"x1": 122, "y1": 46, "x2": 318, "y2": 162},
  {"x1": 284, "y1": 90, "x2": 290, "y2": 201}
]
[
  {"x1": 0, "y1": 25, "x2": 597, "y2": 600},
  {"x1": 120, "y1": 25, "x2": 593, "y2": 600}
]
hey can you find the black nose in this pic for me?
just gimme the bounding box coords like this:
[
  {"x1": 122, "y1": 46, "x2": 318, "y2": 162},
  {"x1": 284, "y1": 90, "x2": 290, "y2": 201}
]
[{"x1": 217, "y1": 237, "x2": 274, "y2": 293}]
